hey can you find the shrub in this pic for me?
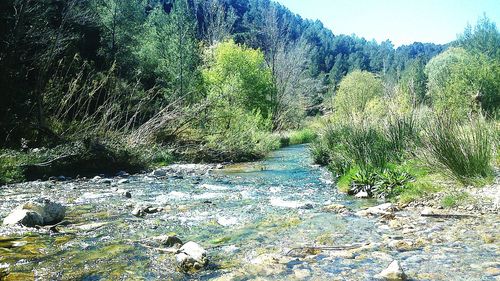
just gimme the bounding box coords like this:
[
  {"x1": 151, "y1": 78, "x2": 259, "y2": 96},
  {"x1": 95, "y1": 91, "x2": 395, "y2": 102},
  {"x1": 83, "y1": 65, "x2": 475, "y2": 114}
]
[
  {"x1": 288, "y1": 128, "x2": 317, "y2": 145},
  {"x1": 345, "y1": 167, "x2": 414, "y2": 199},
  {"x1": 423, "y1": 115, "x2": 493, "y2": 185},
  {"x1": 385, "y1": 114, "x2": 420, "y2": 156}
]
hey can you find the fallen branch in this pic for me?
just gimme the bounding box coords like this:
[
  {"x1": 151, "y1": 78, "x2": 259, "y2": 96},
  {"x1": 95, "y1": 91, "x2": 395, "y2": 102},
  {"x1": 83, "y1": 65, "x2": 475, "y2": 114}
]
[
  {"x1": 421, "y1": 213, "x2": 476, "y2": 219},
  {"x1": 286, "y1": 243, "x2": 369, "y2": 256}
]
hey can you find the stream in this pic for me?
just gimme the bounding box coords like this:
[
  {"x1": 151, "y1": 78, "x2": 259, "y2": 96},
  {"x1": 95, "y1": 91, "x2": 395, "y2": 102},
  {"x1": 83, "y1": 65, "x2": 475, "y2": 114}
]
[{"x1": 0, "y1": 144, "x2": 498, "y2": 280}]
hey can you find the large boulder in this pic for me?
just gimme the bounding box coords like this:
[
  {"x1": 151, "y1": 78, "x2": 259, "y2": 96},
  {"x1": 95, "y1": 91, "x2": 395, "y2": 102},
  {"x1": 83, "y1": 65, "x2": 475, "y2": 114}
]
[
  {"x1": 375, "y1": 260, "x2": 407, "y2": 280},
  {"x1": 3, "y1": 198, "x2": 66, "y2": 227},
  {"x1": 175, "y1": 242, "x2": 208, "y2": 272}
]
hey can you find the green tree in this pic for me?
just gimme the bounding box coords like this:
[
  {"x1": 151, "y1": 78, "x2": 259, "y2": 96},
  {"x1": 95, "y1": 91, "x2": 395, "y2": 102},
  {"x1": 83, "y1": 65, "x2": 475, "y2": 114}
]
[
  {"x1": 333, "y1": 70, "x2": 384, "y2": 121},
  {"x1": 457, "y1": 15, "x2": 500, "y2": 60},
  {"x1": 203, "y1": 40, "x2": 275, "y2": 117},
  {"x1": 200, "y1": 40, "x2": 277, "y2": 158},
  {"x1": 425, "y1": 47, "x2": 500, "y2": 118},
  {"x1": 136, "y1": 1, "x2": 202, "y2": 102}
]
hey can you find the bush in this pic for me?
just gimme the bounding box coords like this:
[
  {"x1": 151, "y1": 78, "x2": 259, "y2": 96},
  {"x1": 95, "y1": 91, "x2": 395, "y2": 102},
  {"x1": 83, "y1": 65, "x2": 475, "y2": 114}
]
[
  {"x1": 345, "y1": 166, "x2": 414, "y2": 199},
  {"x1": 423, "y1": 115, "x2": 494, "y2": 185},
  {"x1": 285, "y1": 128, "x2": 317, "y2": 146}
]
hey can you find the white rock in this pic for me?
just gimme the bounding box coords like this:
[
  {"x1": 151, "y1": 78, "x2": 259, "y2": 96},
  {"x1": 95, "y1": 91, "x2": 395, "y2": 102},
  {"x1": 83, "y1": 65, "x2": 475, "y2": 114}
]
[
  {"x1": 356, "y1": 203, "x2": 395, "y2": 217},
  {"x1": 375, "y1": 260, "x2": 407, "y2": 280},
  {"x1": 176, "y1": 242, "x2": 208, "y2": 271},
  {"x1": 3, "y1": 209, "x2": 43, "y2": 227},
  {"x1": 355, "y1": 191, "x2": 369, "y2": 198},
  {"x1": 3, "y1": 198, "x2": 65, "y2": 227},
  {"x1": 117, "y1": 179, "x2": 129, "y2": 184}
]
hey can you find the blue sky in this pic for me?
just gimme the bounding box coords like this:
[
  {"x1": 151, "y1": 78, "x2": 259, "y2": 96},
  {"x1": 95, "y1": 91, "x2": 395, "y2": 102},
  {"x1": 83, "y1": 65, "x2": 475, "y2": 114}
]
[{"x1": 274, "y1": 0, "x2": 500, "y2": 47}]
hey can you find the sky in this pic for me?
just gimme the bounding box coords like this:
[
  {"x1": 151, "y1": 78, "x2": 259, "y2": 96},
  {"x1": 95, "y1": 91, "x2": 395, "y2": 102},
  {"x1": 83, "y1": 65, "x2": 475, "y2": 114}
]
[{"x1": 274, "y1": 0, "x2": 500, "y2": 47}]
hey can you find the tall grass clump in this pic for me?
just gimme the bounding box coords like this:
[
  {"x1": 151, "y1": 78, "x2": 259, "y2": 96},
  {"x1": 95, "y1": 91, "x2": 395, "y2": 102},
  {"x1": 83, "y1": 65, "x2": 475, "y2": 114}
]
[{"x1": 423, "y1": 115, "x2": 494, "y2": 185}]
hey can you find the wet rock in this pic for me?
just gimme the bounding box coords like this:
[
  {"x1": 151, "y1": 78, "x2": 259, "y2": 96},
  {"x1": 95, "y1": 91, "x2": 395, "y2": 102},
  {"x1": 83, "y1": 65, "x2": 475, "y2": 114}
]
[
  {"x1": 153, "y1": 169, "x2": 168, "y2": 177},
  {"x1": 176, "y1": 242, "x2": 208, "y2": 272},
  {"x1": 132, "y1": 206, "x2": 146, "y2": 217},
  {"x1": 115, "y1": 189, "x2": 132, "y2": 198},
  {"x1": 248, "y1": 253, "x2": 289, "y2": 276},
  {"x1": 299, "y1": 203, "x2": 314, "y2": 210},
  {"x1": 323, "y1": 203, "x2": 349, "y2": 214},
  {"x1": 355, "y1": 191, "x2": 369, "y2": 198},
  {"x1": 153, "y1": 235, "x2": 183, "y2": 247},
  {"x1": 3, "y1": 198, "x2": 66, "y2": 227},
  {"x1": 116, "y1": 171, "x2": 130, "y2": 178},
  {"x1": 356, "y1": 203, "x2": 395, "y2": 217},
  {"x1": 294, "y1": 268, "x2": 311, "y2": 279},
  {"x1": 387, "y1": 240, "x2": 414, "y2": 252},
  {"x1": 375, "y1": 260, "x2": 407, "y2": 280},
  {"x1": 2, "y1": 209, "x2": 43, "y2": 227},
  {"x1": 485, "y1": 267, "x2": 500, "y2": 276},
  {"x1": 117, "y1": 179, "x2": 129, "y2": 185},
  {"x1": 132, "y1": 204, "x2": 162, "y2": 217},
  {"x1": 98, "y1": 178, "x2": 112, "y2": 184}
]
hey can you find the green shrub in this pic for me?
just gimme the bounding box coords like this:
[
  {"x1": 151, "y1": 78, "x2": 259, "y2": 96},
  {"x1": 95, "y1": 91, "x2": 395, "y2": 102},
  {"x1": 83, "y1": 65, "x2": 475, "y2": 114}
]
[
  {"x1": 288, "y1": 128, "x2": 317, "y2": 145},
  {"x1": 423, "y1": 115, "x2": 493, "y2": 185},
  {"x1": 0, "y1": 152, "x2": 26, "y2": 185},
  {"x1": 345, "y1": 166, "x2": 414, "y2": 199},
  {"x1": 385, "y1": 114, "x2": 420, "y2": 156}
]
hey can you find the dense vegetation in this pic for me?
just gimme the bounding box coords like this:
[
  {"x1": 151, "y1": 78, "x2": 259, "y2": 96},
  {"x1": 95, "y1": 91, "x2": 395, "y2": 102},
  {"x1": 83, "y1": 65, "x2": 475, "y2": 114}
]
[
  {"x1": 0, "y1": 0, "x2": 496, "y2": 192},
  {"x1": 312, "y1": 16, "x2": 499, "y2": 203}
]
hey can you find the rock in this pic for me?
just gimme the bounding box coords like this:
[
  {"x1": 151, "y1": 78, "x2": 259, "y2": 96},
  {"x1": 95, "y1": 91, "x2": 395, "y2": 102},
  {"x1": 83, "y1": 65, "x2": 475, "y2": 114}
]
[
  {"x1": 117, "y1": 179, "x2": 129, "y2": 184},
  {"x1": 421, "y1": 207, "x2": 436, "y2": 216},
  {"x1": 116, "y1": 189, "x2": 132, "y2": 198},
  {"x1": 132, "y1": 204, "x2": 161, "y2": 217},
  {"x1": 375, "y1": 260, "x2": 407, "y2": 281},
  {"x1": 176, "y1": 242, "x2": 208, "y2": 272},
  {"x1": 98, "y1": 178, "x2": 112, "y2": 184},
  {"x1": 387, "y1": 240, "x2": 414, "y2": 252},
  {"x1": 299, "y1": 203, "x2": 314, "y2": 210},
  {"x1": 323, "y1": 203, "x2": 349, "y2": 214},
  {"x1": 152, "y1": 169, "x2": 168, "y2": 177},
  {"x1": 116, "y1": 171, "x2": 130, "y2": 178},
  {"x1": 356, "y1": 203, "x2": 396, "y2": 217},
  {"x1": 294, "y1": 268, "x2": 311, "y2": 279},
  {"x1": 3, "y1": 198, "x2": 66, "y2": 227},
  {"x1": 3, "y1": 209, "x2": 43, "y2": 227},
  {"x1": 132, "y1": 206, "x2": 146, "y2": 217},
  {"x1": 485, "y1": 267, "x2": 500, "y2": 276},
  {"x1": 355, "y1": 191, "x2": 369, "y2": 198},
  {"x1": 153, "y1": 235, "x2": 183, "y2": 247}
]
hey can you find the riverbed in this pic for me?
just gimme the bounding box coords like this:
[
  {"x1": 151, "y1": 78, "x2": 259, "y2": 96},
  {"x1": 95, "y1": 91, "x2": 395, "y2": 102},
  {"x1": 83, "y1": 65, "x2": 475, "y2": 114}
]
[{"x1": 0, "y1": 145, "x2": 498, "y2": 280}]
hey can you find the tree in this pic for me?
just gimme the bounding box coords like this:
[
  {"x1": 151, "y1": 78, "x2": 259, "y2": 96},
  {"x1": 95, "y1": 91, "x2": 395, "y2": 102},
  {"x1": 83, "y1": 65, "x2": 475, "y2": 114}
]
[
  {"x1": 201, "y1": 40, "x2": 277, "y2": 158},
  {"x1": 194, "y1": 0, "x2": 237, "y2": 45},
  {"x1": 135, "y1": 0, "x2": 202, "y2": 102},
  {"x1": 333, "y1": 70, "x2": 384, "y2": 121},
  {"x1": 457, "y1": 15, "x2": 500, "y2": 60},
  {"x1": 425, "y1": 47, "x2": 500, "y2": 118},
  {"x1": 93, "y1": 0, "x2": 146, "y2": 73}
]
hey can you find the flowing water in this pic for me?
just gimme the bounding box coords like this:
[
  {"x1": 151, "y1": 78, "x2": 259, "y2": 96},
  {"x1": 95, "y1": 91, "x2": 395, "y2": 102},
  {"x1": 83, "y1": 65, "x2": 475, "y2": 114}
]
[{"x1": 0, "y1": 145, "x2": 498, "y2": 280}]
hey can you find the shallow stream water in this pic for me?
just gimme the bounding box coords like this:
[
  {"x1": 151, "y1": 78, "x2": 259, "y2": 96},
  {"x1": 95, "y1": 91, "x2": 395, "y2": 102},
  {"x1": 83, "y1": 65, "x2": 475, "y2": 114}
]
[{"x1": 0, "y1": 145, "x2": 498, "y2": 280}]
